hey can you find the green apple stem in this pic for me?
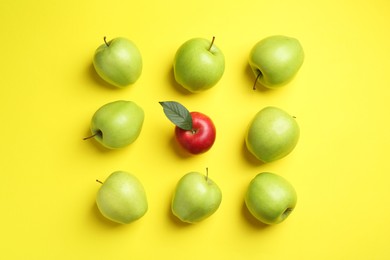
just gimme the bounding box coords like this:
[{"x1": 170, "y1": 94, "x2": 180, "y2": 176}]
[
  {"x1": 83, "y1": 133, "x2": 97, "y2": 140},
  {"x1": 96, "y1": 179, "x2": 103, "y2": 184},
  {"x1": 103, "y1": 36, "x2": 109, "y2": 47},
  {"x1": 253, "y1": 71, "x2": 262, "y2": 90},
  {"x1": 205, "y1": 167, "x2": 209, "y2": 182},
  {"x1": 208, "y1": 36, "x2": 215, "y2": 51},
  {"x1": 283, "y1": 208, "x2": 293, "y2": 218},
  {"x1": 83, "y1": 130, "x2": 102, "y2": 141}
]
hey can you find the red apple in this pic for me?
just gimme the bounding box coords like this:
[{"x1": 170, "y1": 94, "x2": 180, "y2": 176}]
[
  {"x1": 160, "y1": 101, "x2": 216, "y2": 155},
  {"x1": 175, "y1": 112, "x2": 216, "y2": 154}
]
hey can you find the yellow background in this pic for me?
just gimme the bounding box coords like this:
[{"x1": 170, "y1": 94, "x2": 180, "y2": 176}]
[{"x1": 1, "y1": 0, "x2": 389, "y2": 259}]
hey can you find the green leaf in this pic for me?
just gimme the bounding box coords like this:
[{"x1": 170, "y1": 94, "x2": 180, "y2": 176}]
[{"x1": 159, "y1": 101, "x2": 193, "y2": 130}]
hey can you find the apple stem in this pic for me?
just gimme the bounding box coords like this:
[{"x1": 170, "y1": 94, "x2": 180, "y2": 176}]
[
  {"x1": 205, "y1": 167, "x2": 209, "y2": 182},
  {"x1": 83, "y1": 130, "x2": 102, "y2": 141},
  {"x1": 83, "y1": 133, "x2": 97, "y2": 140},
  {"x1": 283, "y1": 208, "x2": 293, "y2": 218},
  {"x1": 253, "y1": 71, "x2": 262, "y2": 90},
  {"x1": 208, "y1": 36, "x2": 215, "y2": 51},
  {"x1": 103, "y1": 36, "x2": 109, "y2": 47},
  {"x1": 96, "y1": 179, "x2": 103, "y2": 184}
]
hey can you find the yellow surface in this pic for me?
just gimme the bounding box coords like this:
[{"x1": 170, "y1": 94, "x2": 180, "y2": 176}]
[{"x1": 1, "y1": 0, "x2": 389, "y2": 259}]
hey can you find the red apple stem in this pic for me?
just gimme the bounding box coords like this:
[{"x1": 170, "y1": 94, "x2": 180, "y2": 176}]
[
  {"x1": 208, "y1": 36, "x2": 215, "y2": 51},
  {"x1": 103, "y1": 36, "x2": 110, "y2": 47}
]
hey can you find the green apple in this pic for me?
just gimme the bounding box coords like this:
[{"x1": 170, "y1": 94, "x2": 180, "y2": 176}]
[
  {"x1": 249, "y1": 35, "x2": 304, "y2": 89},
  {"x1": 173, "y1": 37, "x2": 225, "y2": 93},
  {"x1": 93, "y1": 37, "x2": 142, "y2": 88},
  {"x1": 84, "y1": 100, "x2": 144, "y2": 149},
  {"x1": 171, "y1": 170, "x2": 222, "y2": 223},
  {"x1": 245, "y1": 106, "x2": 300, "y2": 163},
  {"x1": 96, "y1": 171, "x2": 148, "y2": 224},
  {"x1": 245, "y1": 172, "x2": 297, "y2": 225}
]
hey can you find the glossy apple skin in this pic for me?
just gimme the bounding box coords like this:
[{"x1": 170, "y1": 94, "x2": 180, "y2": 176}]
[
  {"x1": 245, "y1": 106, "x2": 299, "y2": 163},
  {"x1": 175, "y1": 112, "x2": 216, "y2": 154},
  {"x1": 93, "y1": 37, "x2": 142, "y2": 88},
  {"x1": 90, "y1": 100, "x2": 144, "y2": 149},
  {"x1": 96, "y1": 171, "x2": 148, "y2": 224},
  {"x1": 245, "y1": 172, "x2": 297, "y2": 225},
  {"x1": 249, "y1": 35, "x2": 304, "y2": 88},
  {"x1": 173, "y1": 38, "x2": 225, "y2": 93},
  {"x1": 172, "y1": 172, "x2": 222, "y2": 223}
]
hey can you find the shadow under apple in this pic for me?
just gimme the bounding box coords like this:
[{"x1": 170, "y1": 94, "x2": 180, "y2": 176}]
[
  {"x1": 87, "y1": 63, "x2": 119, "y2": 90},
  {"x1": 241, "y1": 201, "x2": 270, "y2": 230},
  {"x1": 167, "y1": 66, "x2": 194, "y2": 96},
  {"x1": 166, "y1": 201, "x2": 194, "y2": 228},
  {"x1": 169, "y1": 135, "x2": 195, "y2": 159},
  {"x1": 241, "y1": 139, "x2": 265, "y2": 167},
  {"x1": 165, "y1": 187, "x2": 194, "y2": 228},
  {"x1": 90, "y1": 202, "x2": 122, "y2": 229}
]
